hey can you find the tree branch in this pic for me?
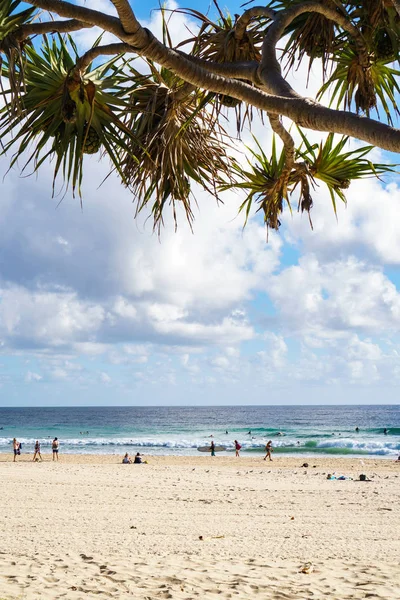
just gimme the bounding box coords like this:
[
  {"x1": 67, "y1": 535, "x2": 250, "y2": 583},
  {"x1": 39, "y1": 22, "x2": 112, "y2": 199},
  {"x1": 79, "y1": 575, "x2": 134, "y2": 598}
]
[
  {"x1": 235, "y1": 6, "x2": 275, "y2": 41},
  {"x1": 24, "y1": 0, "x2": 125, "y2": 37},
  {"x1": 108, "y1": 0, "x2": 149, "y2": 45},
  {"x1": 75, "y1": 43, "x2": 133, "y2": 71},
  {"x1": 268, "y1": 113, "x2": 295, "y2": 203},
  {"x1": 268, "y1": 114, "x2": 295, "y2": 174},
  {"x1": 177, "y1": 53, "x2": 260, "y2": 83},
  {"x1": 22, "y1": 0, "x2": 400, "y2": 153},
  {"x1": 15, "y1": 19, "x2": 92, "y2": 41},
  {"x1": 259, "y1": 1, "x2": 369, "y2": 97}
]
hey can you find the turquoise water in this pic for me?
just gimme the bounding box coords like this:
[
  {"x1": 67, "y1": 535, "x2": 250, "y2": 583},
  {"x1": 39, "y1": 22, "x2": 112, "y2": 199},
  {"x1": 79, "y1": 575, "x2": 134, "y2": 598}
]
[{"x1": 0, "y1": 405, "x2": 399, "y2": 457}]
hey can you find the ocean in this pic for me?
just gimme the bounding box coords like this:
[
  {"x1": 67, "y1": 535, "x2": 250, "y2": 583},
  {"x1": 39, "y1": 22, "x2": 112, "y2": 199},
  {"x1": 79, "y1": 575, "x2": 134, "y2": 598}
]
[{"x1": 0, "y1": 405, "x2": 399, "y2": 458}]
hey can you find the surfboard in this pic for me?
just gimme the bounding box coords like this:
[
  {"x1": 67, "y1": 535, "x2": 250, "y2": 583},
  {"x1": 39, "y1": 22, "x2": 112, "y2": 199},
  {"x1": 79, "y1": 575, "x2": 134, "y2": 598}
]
[{"x1": 197, "y1": 445, "x2": 227, "y2": 453}]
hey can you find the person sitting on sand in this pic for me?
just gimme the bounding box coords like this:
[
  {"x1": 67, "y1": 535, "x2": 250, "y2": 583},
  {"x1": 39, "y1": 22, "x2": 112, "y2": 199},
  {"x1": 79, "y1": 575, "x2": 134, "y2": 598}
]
[
  {"x1": 33, "y1": 440, "x2": 43, "y2": 462},
  {"x1": 134, "y1": 452, "x2": 142, "y2": 464},
  {"x1": 264, "y1": 440, "x2": 273, "y2": 461},
  {"x1": 122, "y1": 453, "x2": 132, "y2": 464}
]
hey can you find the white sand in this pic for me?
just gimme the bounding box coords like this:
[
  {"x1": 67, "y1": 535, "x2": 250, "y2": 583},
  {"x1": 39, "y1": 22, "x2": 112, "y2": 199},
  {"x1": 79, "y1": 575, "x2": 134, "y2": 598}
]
[{"x1": 0, "y1": 454, "x2": 399, "y2": 599}]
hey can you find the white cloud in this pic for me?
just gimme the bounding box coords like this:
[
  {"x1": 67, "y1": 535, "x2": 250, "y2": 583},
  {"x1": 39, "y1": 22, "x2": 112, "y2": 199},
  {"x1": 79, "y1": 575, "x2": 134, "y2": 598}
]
[
  {"x1": 25, "y1": 371, "x2": 42, "y2": 383},
  {"x1": 0, "y1": 285, "x2": 105, "y2": 347},
  {"x1": 2, "y1": 4, "x2": 400, "y2": 403},
  {"x1": 211, "y1": 355, "x2": 230, "y2": 370},
  {"x1": 100, "y1": 372, "x2": 112, "y2": 384},
  {"x1": 268, "y1": 255, "x2": 400, "y2": 336},
  {"x1": 51, "y1": 368, "x2": 68, "y2": 381},
  {"x1": 284, "y1": 178, "x2": 400, "y2": 265}
]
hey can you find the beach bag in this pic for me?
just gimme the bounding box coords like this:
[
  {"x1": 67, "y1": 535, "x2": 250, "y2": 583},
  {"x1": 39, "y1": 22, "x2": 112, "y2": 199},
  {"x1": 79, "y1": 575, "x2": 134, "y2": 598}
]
[{"x1": 359, "y1": 474, "x2": 367, "y2": 481}]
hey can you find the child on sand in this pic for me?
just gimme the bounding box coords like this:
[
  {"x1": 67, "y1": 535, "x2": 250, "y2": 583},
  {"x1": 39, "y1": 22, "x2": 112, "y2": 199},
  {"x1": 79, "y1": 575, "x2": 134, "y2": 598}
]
[
  {"x1": 33, "y1": 440, "x2": 42, "y2": 462},
  {"x1": 264, "y1": 440, "x2": 273, "y2": 461}
]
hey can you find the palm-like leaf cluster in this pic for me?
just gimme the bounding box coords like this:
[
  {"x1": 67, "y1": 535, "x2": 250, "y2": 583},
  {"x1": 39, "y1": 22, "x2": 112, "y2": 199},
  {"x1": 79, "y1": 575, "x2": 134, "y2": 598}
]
[
  {"x1": 179, "y1": 0, "x2": 269, "y2": 127},
  {"x1": 118, "y1": 63, "x2": 232, "y2": 230},
  {"x1": 0, "y1": 0, "x2": 399, "y2": 232},
  {"x1": 0, "y1": 34, "x2": 133, "y2": 196},
  {"x1": 0, "y1": 0, "x2": 36, "y2": 115},
  {"x1": 277, "y1": 0, "x2": 344, "y2": 74},
  {"x1": 222, "y1": 132, "x2": 396, "y2": 231},
  {"x1": 275, "y1": 0, "x2": 400, "y2": 120},
  {"x1": 317, "y1": 45, "x2": 400, "y2": 121},
  {"x1": 346, "y1": 0, "x2": 400, "y2": 61},
  {"x1": 220, "y1": 136, "x2": 288, "y2": 231},
  {"x1": 185, "y1": 0, "x2": 266, "y2": 65}
]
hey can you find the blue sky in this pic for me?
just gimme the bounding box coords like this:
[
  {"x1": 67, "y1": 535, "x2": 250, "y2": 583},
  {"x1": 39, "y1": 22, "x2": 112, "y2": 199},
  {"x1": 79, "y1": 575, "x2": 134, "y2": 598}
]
[{"x1": 1, "y1": 0, "x2": 400, "y2": 406}]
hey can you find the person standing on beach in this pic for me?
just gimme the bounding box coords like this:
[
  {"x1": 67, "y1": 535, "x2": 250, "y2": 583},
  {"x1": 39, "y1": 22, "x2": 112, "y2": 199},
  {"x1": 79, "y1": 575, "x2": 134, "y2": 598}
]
[
  {"x1": 264, "y1": 440, "x2": 273, "y2": 461},
  {"x1": 52, "y1": 437, "x2": 59, "y2": 461},
  {"x1": 13, "y1": 438, "x2": 20, "y2": 462},
  {"x1": 33, "y1": 440, "x2": 43, "y2": 462},
  {"x1": 210, "y1": 440, "x2": 216, "y2": 457},
  {"x1": 234, "y1": 440, "x2": 241, "y2": 457}
]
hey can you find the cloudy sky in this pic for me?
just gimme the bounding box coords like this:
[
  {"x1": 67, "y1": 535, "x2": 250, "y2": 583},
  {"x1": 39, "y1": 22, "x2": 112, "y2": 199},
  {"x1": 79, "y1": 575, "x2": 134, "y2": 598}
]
[{"x1": 1, "y1": 0, "x2": 400, "y2": 406}]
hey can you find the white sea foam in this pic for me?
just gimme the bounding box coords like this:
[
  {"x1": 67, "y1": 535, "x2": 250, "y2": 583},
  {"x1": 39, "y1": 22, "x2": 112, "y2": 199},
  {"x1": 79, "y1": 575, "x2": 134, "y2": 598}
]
[{"x1": 1, "y1": 435, "x2": 398, "y2": 455}]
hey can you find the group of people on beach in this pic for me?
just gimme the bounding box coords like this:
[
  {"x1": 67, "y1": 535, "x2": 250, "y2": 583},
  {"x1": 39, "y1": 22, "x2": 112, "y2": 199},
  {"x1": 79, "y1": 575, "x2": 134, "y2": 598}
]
[
  {"x1": 122, "y1": 452, "x2": 143, "y2": 464},
  {"x1": 12, "y1": 438, "x2": 59, "y2": 462},
  {"x1": 209, "y1": 439, "x2": 273, "y2": 460}
]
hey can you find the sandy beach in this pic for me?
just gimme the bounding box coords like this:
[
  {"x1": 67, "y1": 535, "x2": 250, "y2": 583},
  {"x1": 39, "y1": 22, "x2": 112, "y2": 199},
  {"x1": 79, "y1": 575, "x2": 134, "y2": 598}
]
[{"x1": 0, "y1": 453, "x2": 399, "y2": 599}]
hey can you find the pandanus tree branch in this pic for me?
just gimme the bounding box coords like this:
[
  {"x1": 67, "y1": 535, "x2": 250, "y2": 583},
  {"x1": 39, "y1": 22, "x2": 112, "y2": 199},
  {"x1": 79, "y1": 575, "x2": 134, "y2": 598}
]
[
  {"x1": 75, "y1": 43, "x2": 133, "y2": 71},
  {"x1": 24, "y1": 0, "x2": 125, "y2": 37},
  {"x1": 15, "y1": 19, "x2": 92, "y2": 41},
  {"x1": 9, "y1": 0, "x2": 400, "y2": 154},
  {"x1": 268, "y1": 114, "x2": 295, "y2": 179},
  {"x1": 235, "y1": 6, "x2": 276, "y2": 41},
  {"x1": 259, "y1": 1, "x2": 370, "y2": 98},
  {"x1": 109, "y1": 0, "x2": 150, "y2": 46}
]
